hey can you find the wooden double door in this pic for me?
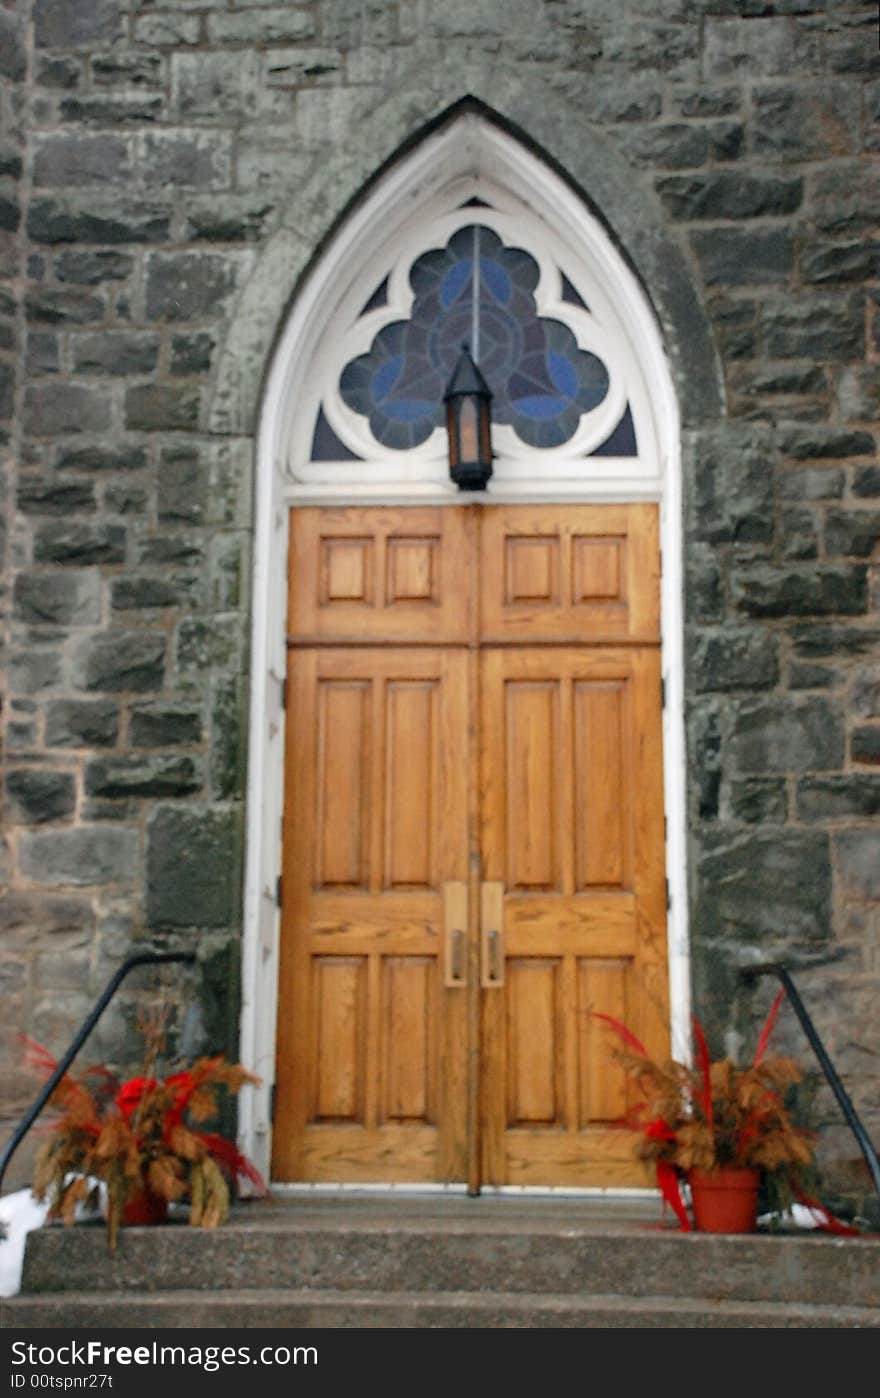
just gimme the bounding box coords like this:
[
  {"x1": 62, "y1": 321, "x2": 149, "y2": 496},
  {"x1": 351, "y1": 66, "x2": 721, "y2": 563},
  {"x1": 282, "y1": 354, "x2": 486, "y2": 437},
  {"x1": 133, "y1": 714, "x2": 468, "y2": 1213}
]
[{"x1": 272, "y1": 504, "x2": 669, "y2": 1189}]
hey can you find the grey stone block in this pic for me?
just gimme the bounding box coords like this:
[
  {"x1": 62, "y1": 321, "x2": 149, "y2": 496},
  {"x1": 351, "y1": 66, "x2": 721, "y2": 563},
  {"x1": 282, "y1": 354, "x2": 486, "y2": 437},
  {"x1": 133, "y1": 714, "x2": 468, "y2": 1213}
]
[
  {"x1": 5, "y1": 768, "x2": 76, "y2": 824},
  {"x1": 27, "y1": 198, "x2": 171, "y2": 245},
  {"x1": 138, "y1": 131, "x2": 232, "y2": 190},
  {"x1": 144, "y1": 252, "x2": 238, "y2": 321},
  {"x1": 836, "y1": 367, "x2": 880, "y2": 422},
  {"x1": 45, "y1": 699, "x2": 119, "y2": 748},
  {"x1": 760, "y1": 294, "x2": 863, "y2": 361},
  {"x1": 24, "y1": 384, "x2": 112, "y2": 436},
  {"x1": 19, "y1": 825, "x2": 139, "y2": 886},
  {"x1": 694, "y1": 829, "x2": 832, "y2": 945},
  {"x1": 835, "y1": 830, "x2": 880, "y2": 900},
  {"x1": 692, "y1": 430, "x2": 774, "y2": 544},
  {"x1": 780, "y1": 427, "x2": 876, "y2": 460},
  {"x1": 0, "y1": 891, "x2": 93, "y2": 938},
  {"x1": 136, "y1": 535, "x2": 204, "y2": 567},
  {"x1": 25, "y1": 332, "x2": 60, "y2": 376},
  {"x1": 17, "y1": 478, "x2": 95, "y2": 514},
  {"x1": 729, "y1": 695, "x2": 844, "y2": 772},
  {"x1": 851, "y1": 671, "x2": 880, "y2": 719},
  {"x1": 146, "y1": 806, "x2": 241, "y2": 928},
  {"x1": 798, "y1": 776, "x2": 880, "y2": 820},
  {"x1": 58, "y1": 95, "x2": 164, "y2": 125},
  {"x1": 55, "y1": 250, "x2": 134, "y2": 285},
  {"x1": 176, "y1": 616, "x2": 241, "y2": 672},
  {"x1": 801, "y1": 240, "x2": 879, "y2": 285},
  {"x1": 72, "y1": 332, "x2": 160, "y2": 376},
  {"x1": 853, "y1": 467, "x2": 880, "y2": 497},
  {"x1": 657, "y1": 172, "x2": 803, "y2": 221},
  {"x1": 778, "y1": 468, "x2": 845, "y2": 501},
  {"x1": 809, "y1": 162, "x2": 880, "y2": 234},
  {"x1": 78, "y1": 631, "x2": 166, "y2": 692},
  {"x1": 158, "y1": 446, "x2": 207, "y2": 523},
  {"x1": 34, "y1": 521, "x2": 126, "y2": 566},
  {"x1": 130, "y1": 704, "x2": 203, "y2": 748},
  {"x1": 729, "y1": 778, "x2": 788, "y2": 825},
  {"x1": 25, "y1": 287, "x2": 105, "y2": 325},
  {"x1": 753, "y1": 83, "x2": 860, "y2": 160},
  {"x1": 34, "y1": 0, "x2": 123, "y2": 49},
  {"x1": 8, "y1": 648, "x2": 63, "y2": 693},
  {"x1": 125, "y1": 384, "x2": 200, "y2": 432},
  {"x1": 133, "y1": 15, "x2": 201, "y2": 47},
  {"x1": 57, "y1": 444, "x2": 147, "y2": 473},
  {"x1": 779, "y1": 508, "x2": 819, "y2": 562},
  {"x1": 35, "y1": 54, "x2": 81, "y2": 88},
  {"x1": 171, "y1": 52, "x2": 260, "y2": 121},
  {"x1": 0, "y1": 11, "x2": 26, "y2": 81},
  {"x1": 85, "y1": 756, "x2": 201, "y2": 799},
  {"x1": 851, "y1": 726, "x2": 880, "y2": 765},
  {"x1": 111, "y1": 576, "x2": 181, "y2": 610},
  {"x1": 169, "y1": 333, "x2": 214, "y2": 375},
  {"x1": 14, "y1": 570, "x2": 102, "y2": 625},
  {"x1": 824, "y1": 511, "x2": 880, "y2": 558},
  {"x1": 690, "y1": 227, "x2": 793, "y2": 286},
  {"x1": 732, "y1": 565, "x2": 867, "y2": 617},
  {"x1": 91, "y1": 53, "x2": 163, "y2": 87},
  {"x1": 180, "y1": 198, "x2": 275, "y2": 244},
  {"x1": 207, "y1": 7, "x2": 316, "y2": 44},
  {"x1": 689, "y1": 628, "x2": 779, "y2": 692},
  {"x1": 33, "y1": 134, "x2": 132, "y2": 188},
  {"x1": 788, "y1": 663, "x2": 839, "y2": 691},
  {"x1": 792, "y1": 623, "x2": 880, "y2": 658}
]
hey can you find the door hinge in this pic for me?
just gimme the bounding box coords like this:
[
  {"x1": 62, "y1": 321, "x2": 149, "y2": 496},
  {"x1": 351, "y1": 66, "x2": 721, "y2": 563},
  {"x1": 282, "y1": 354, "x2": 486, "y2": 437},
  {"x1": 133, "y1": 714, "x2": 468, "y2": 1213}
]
[
  {"x1": 269, "y1": 1083, "x2": 276, "y2": 1120},
  {"x1": 280, "y1": 678, "x2": 287, "y2": 711},
  {"x1": 276, "y1": 875, "x2": 283, "y2": 908},
  {"x1": 661, "y1": 675, "x2": 666, "y2": 708},
  {"x1": 666, "y1": 877, "x2": 671, "y2": 911}
]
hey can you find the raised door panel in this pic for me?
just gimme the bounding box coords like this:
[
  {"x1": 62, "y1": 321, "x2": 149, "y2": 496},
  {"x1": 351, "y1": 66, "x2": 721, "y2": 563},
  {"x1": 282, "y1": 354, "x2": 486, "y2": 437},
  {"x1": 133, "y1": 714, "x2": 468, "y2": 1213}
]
[
  {"x1": 288, "y1": 506, "x2": 476, "y2": 644},
  {"x1": 273, "y1": 647, "x2": 470, "y2": 1182},
  {"x1": 479, "y1": 503, "x2": 660, "y2": 644},
  {"x1": 479, "y1": 646, "x2": 667, "y2": 1188}
]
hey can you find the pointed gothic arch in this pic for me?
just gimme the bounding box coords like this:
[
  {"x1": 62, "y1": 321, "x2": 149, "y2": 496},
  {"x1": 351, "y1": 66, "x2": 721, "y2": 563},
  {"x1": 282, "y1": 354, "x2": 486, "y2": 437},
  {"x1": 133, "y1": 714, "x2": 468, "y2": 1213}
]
[{"x1": 236, "y1": 104, "x2": 696, "y2": 1184}]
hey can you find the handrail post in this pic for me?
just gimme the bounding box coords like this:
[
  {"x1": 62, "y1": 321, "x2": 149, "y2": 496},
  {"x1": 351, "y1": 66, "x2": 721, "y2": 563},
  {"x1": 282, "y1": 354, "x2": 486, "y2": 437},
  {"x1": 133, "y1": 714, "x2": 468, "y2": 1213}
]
[
  {"x1": 741, "y1": 961, "x2": 880, "y2": 1202},
  {"x1": 0, "y1": 951, "x2": 197, "y2": 1197}
]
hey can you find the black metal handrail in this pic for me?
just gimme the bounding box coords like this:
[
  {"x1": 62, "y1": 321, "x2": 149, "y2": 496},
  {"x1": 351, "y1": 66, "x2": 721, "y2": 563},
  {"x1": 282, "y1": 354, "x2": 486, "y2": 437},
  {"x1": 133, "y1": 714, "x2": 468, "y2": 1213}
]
[
  {"x1": 740, "y1": 961, "x2": 880, "y2": 1200},
  {"x1": 0, "y1": 951, "x2": 196, "y2": 1197}
]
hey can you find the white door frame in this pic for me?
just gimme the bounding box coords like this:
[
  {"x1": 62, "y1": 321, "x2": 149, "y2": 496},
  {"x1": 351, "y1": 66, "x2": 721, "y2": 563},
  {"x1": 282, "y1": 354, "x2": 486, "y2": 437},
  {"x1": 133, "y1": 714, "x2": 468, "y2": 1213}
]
[{"x1": 237, "y1": 114, "x2": 691, "y2": 1185}]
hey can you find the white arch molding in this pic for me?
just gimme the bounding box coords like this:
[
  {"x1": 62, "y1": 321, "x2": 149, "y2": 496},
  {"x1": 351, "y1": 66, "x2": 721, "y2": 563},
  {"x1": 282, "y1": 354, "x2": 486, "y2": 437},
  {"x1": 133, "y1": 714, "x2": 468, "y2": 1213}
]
[{"x1": 238, "y1": 112, "x2": 692, "y2": 1186}]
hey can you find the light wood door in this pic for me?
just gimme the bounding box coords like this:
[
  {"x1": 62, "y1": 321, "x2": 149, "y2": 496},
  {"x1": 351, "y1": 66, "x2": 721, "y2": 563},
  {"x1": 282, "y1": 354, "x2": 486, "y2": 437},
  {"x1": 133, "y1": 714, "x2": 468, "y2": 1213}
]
[
  {"x1": 274, "y1": 502, "x2": 667, "y2": 1188},
  {"x1": 479, "y1": 646, "x2": 667, "y2": 1187},
  {"x1": 272, "y1": 646, "x2": 471, "y2": 1182}
]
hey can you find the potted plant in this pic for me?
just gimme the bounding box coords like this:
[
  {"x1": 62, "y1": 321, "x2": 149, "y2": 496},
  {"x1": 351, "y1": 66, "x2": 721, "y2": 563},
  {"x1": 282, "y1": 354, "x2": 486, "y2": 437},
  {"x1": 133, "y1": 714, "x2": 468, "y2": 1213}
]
[
  {"x1": 23, "y1": 1014, "x2": 267, "y2": 1250},
  {"x1": 594, "y1": 991, "x2": 854, "y2": 1234}
]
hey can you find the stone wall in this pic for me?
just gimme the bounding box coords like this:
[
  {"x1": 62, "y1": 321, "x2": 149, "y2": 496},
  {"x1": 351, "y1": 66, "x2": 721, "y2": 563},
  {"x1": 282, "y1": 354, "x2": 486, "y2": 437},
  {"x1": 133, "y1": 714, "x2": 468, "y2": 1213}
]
[{"x1": 0, "y1": 0, "x2": 877, "y2": 1201}]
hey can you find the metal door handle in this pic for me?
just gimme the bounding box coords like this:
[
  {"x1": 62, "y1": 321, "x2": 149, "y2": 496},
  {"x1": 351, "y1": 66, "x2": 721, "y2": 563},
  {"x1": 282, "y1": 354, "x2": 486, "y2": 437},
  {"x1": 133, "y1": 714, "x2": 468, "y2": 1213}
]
[
  {"x1": 443, "y1": 882, "x2": 468, "y2": 987},
  {"x1": 481, "y1": 882, "x2": 504, "y2": 988}
]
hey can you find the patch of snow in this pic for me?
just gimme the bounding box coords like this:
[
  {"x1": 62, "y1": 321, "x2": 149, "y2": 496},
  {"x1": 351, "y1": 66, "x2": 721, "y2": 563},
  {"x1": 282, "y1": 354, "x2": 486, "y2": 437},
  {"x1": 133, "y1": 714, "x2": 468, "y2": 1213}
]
[{"x1": 0, "y1": 1179, "x2": 107, "y2": 1297}]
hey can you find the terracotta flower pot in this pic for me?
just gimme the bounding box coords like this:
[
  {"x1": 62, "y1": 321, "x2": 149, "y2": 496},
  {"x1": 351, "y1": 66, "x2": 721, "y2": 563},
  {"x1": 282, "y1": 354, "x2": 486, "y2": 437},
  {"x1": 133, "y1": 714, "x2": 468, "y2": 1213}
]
[
  {"x1": 688, "y1": 1167, "x2": 760, "y2": 1234},
  {"x1": 121, "y1": 1186, "x2": 169, "y2": 1226}
]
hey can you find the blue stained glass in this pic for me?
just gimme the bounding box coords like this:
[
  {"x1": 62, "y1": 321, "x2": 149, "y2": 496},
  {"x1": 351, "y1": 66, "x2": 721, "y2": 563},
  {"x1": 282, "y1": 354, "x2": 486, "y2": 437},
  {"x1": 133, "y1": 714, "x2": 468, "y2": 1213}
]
[
  {"x1": 373, "y1": 356, "x2": 403, "y2": 399},
  {"x1": 337, "y1": 224, "x2": 611, "y2": 452},
  {"x1": 440, "y1": 261, "x2": 471, "y2": 307},
  {"x1": 480, "y1": 258, "x2": 511, "y2": 305},
  {"x1": 515, "y1": 395, "x2": 569, "y2": 420}
]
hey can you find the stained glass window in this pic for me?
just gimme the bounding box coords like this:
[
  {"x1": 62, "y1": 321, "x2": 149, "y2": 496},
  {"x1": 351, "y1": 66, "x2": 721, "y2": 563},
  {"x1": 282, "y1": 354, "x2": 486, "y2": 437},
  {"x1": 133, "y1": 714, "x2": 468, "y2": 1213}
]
[{"x1": 337, "y1": 225, "x2": 627, "y2": 454}]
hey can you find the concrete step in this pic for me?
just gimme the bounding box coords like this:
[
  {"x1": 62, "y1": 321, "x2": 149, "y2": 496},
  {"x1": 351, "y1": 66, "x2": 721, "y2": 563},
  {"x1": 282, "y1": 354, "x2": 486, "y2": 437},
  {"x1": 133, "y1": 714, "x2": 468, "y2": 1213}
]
[
  {"x1": 4, "y1": 1287, "x2": 879, "y2": 1330},
  {"x1": 9, "y1": 1194, "x2": 880, "y2": 1330},
  {"x1": 15, "y1": 1196, "x2": 880, "y2": 1311}
]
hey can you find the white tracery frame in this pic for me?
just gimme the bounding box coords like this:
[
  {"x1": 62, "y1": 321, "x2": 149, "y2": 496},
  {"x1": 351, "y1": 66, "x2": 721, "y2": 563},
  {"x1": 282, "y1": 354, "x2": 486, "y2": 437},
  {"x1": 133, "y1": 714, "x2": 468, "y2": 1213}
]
[{"x1": 238, "y1": 113, "x2": 691, "y2": 1187}]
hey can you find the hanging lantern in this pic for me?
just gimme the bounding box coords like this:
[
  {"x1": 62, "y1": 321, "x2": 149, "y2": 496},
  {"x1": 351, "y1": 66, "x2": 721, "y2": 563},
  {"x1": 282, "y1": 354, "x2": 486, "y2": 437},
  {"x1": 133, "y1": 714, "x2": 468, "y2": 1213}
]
[{"x1": 444, "y1": 345, "x2": 493, "y2": 492}]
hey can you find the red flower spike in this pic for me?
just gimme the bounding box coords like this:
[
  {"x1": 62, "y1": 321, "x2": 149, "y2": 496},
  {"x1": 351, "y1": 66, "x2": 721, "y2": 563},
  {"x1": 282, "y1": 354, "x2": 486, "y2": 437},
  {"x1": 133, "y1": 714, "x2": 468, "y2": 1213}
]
[
  {"x1": 656, "y1": 1161, "x2": 692, "y2": 1232},
  {"x1": 692, "y1": 1016, "x2": 714, "y2": 1135},
  {"x1": 591, "y1": 1012, "x2": 649, "y2": 1058},
  {"x1": 753, "y1": 988, "x2": 786, "y2": 1067},
  {"x1": 792, "y1": 1185, "x2": 861, "y2": 1238}
]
